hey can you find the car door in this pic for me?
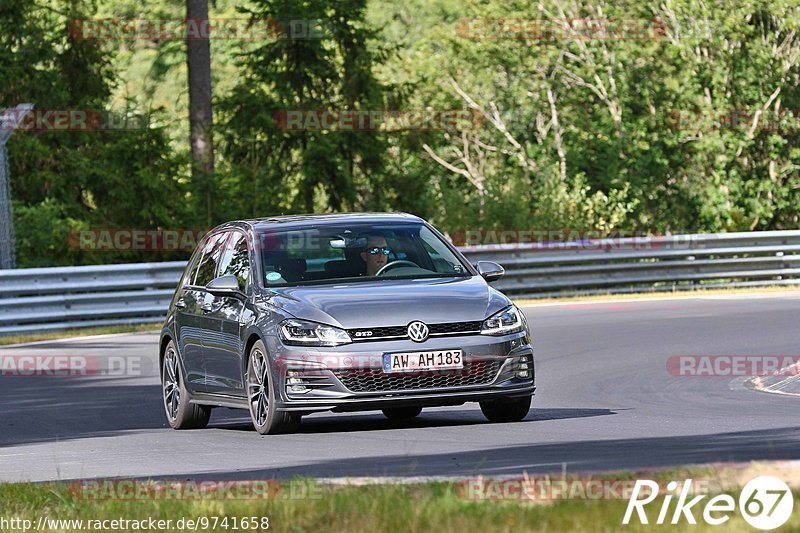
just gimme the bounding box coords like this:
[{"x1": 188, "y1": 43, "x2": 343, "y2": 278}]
[
  {"x1": 174, "y1": 239, "x2": 211, "y2": 391},
  {"x1": 203, "y1": 230, "x2": 252, "y2": 395},
  {"x1": 184, "y1": 231, "x2": 230, "y2": 392}
]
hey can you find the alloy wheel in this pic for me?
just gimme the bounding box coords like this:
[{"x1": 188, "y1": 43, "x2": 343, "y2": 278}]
[
  {"x1": 163, "y1": 346, "x2": 181, "y2": 421},
  {"x1": 248, "y1": 348, "x2": 270, "y2": 427}
]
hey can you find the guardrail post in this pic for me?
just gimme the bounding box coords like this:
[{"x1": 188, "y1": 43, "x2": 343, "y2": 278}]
[{"x1": 0, "y1": 104, "x2": 34, "y2": 269}]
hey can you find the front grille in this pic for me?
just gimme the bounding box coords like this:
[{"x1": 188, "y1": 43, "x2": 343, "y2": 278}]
[
  {"x1": 348, "y1": 321, "x2": 482, "y2": 341},
  {"x1": 333, "y1": 360, "x2": 501, "y2": 393},
  {"x1": 429, "y1": 321, "x2": 482, "y2": 335}
]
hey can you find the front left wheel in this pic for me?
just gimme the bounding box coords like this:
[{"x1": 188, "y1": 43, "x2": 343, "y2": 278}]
[
  {"x1": 162, "y1": 341, "x2": 211, "y2": 429},
  {"x1": 247, "y1": 340, "x2": 301, "y2": 435},
  {"x1": 479, "y1": 396, "x2": 531, "y2": 423}
]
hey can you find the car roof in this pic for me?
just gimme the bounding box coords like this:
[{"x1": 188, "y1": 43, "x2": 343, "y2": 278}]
[{"x1": 218, "y1": 212, "x2": 425, "y2": 232}]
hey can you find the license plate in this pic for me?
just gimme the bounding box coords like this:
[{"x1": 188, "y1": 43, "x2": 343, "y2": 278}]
[{"x1": 382, "y1": 350, "x2": 464, "y2": 373}]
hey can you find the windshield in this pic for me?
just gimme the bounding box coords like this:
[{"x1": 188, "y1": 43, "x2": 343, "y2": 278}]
[{"x1": 257, "y1": 222, "x2": 470, "y2": 287}]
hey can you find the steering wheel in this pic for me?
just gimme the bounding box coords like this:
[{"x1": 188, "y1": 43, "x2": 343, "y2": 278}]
[{"x1": 376, "y1": 260, "x2": 419, "y2": 276}]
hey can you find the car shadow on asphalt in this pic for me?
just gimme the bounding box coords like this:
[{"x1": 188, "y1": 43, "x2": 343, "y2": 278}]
[
  {"x1": 0, "y1": 372, "x2": 618, "y2": 446},
  {"x1": 0, "y1": 379, "x2": 167, "y2": 447},
  {"x1": 207, "y1": 407, "x2": 620, "y2": 434},
  {"x1": 165, "y1": 425, "x2": 800, "y2": 481}
]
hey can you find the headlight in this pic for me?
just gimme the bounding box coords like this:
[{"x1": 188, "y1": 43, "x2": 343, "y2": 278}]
[
  {"x1": 481, "y1": 305, "x2": 524, "y2": 335},
  {"x1": 279, "y1": 319, "x2": 352, "y2": 346}
]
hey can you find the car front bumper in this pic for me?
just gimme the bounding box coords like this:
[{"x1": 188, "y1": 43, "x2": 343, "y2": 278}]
[{"x1": 265, "y1": 332, "x2": 535, "y2": 413}]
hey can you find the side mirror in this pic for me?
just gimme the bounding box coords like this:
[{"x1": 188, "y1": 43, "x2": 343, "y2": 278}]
[
  {"x1": 476, "y1": 261, "x2": 505, "y2": 282},
  {"x1": 206, "y1": 275, "x2": 244, "y2": 298}
]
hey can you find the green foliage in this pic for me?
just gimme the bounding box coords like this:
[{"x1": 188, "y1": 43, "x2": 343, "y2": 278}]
[
  {"x1": 370, "y1": 0, "x2": 800, "y2": 235},
  {"x1": 218, "y1": 0, "x2": 390, "y2": 217},
  {"x1": 1, "y1": 0, "x2": 186, "y2": 266},
  {"x1": 4, "y1": 0, "x2": 800, "y2": 267}
]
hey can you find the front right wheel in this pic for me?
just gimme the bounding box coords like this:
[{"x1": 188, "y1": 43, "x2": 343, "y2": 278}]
[
  {"x1": 247, "y1": 340, "x2": 301, "y2": 435},
  {"x1": 479, "y1": 396, "x2": 531, "y2": 423}
]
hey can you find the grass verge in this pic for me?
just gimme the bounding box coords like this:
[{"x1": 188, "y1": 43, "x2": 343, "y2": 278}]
[
  {"x1": 0, "y1": 323, "x2": 160, "y2": 347},
  {"x1": 0, "y1": 465, "x2": 797, "y2": 532}
]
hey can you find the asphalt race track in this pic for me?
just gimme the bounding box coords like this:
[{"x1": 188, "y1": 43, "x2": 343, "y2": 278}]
[{"x1": 1, "y1": 292, "x2": 799, "y2": 483}]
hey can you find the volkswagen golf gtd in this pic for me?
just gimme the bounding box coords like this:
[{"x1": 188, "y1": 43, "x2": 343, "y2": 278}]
[{"x1": 160, "y1": 213, "x2": 535, "y2": 434}]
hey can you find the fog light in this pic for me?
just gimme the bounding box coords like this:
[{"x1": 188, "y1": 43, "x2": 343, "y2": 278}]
[
  {"x1": 286, "y1": 371, "x2": 307, "y2": 393},
  {"x1": 516, "y1": 358, "x2": 532, "y2": 379}
]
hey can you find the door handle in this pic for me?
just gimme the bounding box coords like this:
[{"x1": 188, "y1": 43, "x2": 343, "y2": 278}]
[
  {"x1": 200, "y1": 302, "x2": 214, "y2": 313},
  {"x1": 175, "y1": 299, "x2": 187, "y2": 309}
]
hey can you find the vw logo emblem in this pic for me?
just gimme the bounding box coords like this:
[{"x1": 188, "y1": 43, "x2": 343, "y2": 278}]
[{"x1": 407, "y1": 321, "x2": 429, "y2": 342}]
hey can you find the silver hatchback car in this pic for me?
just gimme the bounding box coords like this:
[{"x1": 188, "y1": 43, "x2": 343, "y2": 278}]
[{"x1": 160, "y1": 213, "x2": 535, "y2": 434}]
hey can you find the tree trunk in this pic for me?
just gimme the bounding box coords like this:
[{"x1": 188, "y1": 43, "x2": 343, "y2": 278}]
[{"x1": 186, "y1": 0, "x2": 215, "y2": 226}]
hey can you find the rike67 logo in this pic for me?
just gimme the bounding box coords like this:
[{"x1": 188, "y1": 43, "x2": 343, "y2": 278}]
[{"x1": 623, "y1": 476, "x2": 793, "y2": 530}]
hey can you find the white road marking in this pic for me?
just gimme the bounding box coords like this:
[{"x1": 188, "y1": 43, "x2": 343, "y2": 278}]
[
  {"x1": 518, "y1": 290, "x2": 800, "y2": 308},
  {"x1": 744, "y1": 361, "x2": 800, "y2": 397}
]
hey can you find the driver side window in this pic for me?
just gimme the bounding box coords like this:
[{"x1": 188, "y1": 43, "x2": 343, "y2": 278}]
[
  {"x1": 218, "y1": 231, "x2": 251, "y2": 290},
  {"x1": 193, "y1": 232, "x2": 230, "y2": 287}
]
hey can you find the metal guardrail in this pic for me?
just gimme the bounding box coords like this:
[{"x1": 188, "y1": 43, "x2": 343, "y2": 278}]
[
  {"x1": 1, "y1": 231, "x2": 800, "y2": 336},
  {"x1": 466, "y1": 230, "x2": 800, "y2": 298},
  {"x1": 0, "y1": 262, "x2": 185, "y2": 335}
]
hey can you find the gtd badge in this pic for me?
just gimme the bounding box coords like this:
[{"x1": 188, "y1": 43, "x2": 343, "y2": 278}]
[{"x1": 407, "y1": 321, "x2": 429, "y2": 342}]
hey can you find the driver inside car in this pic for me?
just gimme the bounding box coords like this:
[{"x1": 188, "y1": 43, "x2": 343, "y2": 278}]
[{"x1": 360, "y1": 235, "x2": 391, "y2": 276}]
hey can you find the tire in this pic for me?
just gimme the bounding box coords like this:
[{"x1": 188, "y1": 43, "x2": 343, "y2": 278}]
[
  {"x1": 162, "y1": 340, "x2": 211, "y2": 429},
  {"x1": 382, "y1": 406, "x2": 423, "y2": 420},
  {"x1": 479, "y1": 396, "x2": 531, "y2": 423},
  {"x1": 247, "y1": 340, "x2": 301, "y2": 435}
]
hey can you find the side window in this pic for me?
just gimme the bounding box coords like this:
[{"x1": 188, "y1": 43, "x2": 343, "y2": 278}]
[
  {"x1": 218, "y1": 231, "x2": 251, "y2": 290},
  {"x1": 183, "y1": 238, "x2": 207, "y2": 286},
  {"x1": 420, "y1": 237, "x2": 446, "y2": 269},
  {"x1": 418, "y1": 226, "x2": 466, "y2": 274},
  {"x1": 194, "y1": 232, "x2": 229, "y2": 287}
]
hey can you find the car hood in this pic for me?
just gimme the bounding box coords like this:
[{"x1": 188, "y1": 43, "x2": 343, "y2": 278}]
[{"x1": 268, "y1": 276, "x2": 510, "y2": 328}]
